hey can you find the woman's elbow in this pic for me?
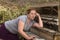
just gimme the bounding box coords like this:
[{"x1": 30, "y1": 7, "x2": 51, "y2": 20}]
[
  {"x1": 18, "y1": 29, "x2": 23, "y2": 33},
  {"x1": 39, "y1": 24, "x2": 43, "y2": 28}
]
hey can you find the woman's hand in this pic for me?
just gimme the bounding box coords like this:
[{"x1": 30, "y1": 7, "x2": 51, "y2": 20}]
[
  {"x1": 36, "y1": 13, "x2": 40, "y2": 17},
  {"x1": 26, "y1": 36, "x2": 36, "y2": 40}
]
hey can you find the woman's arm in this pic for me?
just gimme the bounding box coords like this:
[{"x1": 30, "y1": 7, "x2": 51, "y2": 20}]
[
  {"x1": 18, "y1": 20, "x2": 35, "y2": 40},
  {"x1": 33, "y1": 13, "x2": 43, "y2": 28}
]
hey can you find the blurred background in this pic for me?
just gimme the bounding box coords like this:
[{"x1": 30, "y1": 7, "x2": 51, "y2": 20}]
[{"x1": 0, "y1": 0, "x2": 59, "y2": 23}]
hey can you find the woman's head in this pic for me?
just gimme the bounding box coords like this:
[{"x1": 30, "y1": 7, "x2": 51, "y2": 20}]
[{"x1": 27, "y1": 8, "x2": 37, "y2": 20}]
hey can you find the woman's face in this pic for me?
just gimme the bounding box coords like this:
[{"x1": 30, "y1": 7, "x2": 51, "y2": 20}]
[{"x1": 28, "y1": 10, "x2": 37, "y2": 20}]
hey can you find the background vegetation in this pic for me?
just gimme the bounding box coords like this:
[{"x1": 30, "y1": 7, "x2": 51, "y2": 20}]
[
  {"x1": 0, "y1": 3, "x2": 30, "y2": 23},
  {"x1": 0, "y1": 0, "x2": 58, "y2": 23}
]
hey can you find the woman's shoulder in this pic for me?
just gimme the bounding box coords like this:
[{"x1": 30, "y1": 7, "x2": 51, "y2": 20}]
[
  {"x1": 17, "y1": 15, "x2": 27, "y2": 22},
  {"x1": 18, "y1": 15, "x2": 27, "y2": 18}
]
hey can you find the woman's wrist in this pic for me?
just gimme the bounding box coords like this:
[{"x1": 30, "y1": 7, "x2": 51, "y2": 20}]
[{"x1": 25, "y1": 36, "x2": 30, "y2": 40}]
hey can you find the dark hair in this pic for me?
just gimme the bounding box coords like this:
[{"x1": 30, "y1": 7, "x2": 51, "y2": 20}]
[{"x1": 27, "y1": 8, "x2": 37, "y2": 14}]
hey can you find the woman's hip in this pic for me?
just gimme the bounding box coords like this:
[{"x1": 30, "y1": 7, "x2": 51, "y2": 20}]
[{"x1": 0, "y1": 23, "x2": 19, "y2": 40}]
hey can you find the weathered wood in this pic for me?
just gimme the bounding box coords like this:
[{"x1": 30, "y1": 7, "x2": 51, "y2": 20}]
[
  {"x1": 30, "y1": 27, "x2": 60, "y2": 40},
  {"x1": 25, "y1": 32, "x2": 45, "y2": 40}
]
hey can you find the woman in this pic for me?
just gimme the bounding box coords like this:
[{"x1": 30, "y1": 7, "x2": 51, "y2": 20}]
[{"x1": 0, "y1": 8, "x2": 43, "y2": 40}]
